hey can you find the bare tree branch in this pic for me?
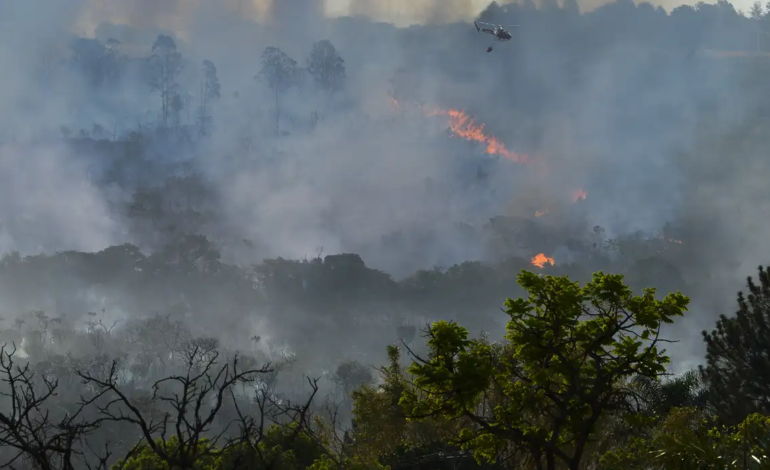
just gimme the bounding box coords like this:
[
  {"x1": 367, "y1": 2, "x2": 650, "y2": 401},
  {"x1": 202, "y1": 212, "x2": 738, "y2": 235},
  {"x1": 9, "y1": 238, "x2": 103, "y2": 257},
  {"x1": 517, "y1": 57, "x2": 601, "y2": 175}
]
[
  {"x1": 0, "y1": 344, "x2": 111, "y2": 470},
  {"x1": 77, "y1": 347, "x2": 272, "y2": 468}
]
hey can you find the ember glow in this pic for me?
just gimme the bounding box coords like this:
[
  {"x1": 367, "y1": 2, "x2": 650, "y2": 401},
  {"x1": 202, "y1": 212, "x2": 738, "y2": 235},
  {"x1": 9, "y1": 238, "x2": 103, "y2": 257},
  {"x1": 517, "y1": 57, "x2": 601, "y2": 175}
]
[
  {"x1": 389, "y1": 98, "x2": 596, "y2": 219},
  {"x1": 531, "y1": 253, "x2": 555, "y2": 268},
  {"x1": 657, "y1": 234, "x2": 684, "y2": 244},
  {"x1": 571, "y1": 188, "x2": 587, "y2": 202}
]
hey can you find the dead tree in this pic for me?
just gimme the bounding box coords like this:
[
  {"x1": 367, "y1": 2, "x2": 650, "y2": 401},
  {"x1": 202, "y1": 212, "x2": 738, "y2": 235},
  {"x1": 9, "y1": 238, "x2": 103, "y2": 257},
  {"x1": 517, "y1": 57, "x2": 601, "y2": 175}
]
[
  {"x1": 77, "y1": 344, "x2": 273, "y2": 469},
  {"x1": 0, "y1": 344, "x2": 111, "y2": 470},
  {"x1": 224, "y1": 374, "x2": 321, "y2": 469}
]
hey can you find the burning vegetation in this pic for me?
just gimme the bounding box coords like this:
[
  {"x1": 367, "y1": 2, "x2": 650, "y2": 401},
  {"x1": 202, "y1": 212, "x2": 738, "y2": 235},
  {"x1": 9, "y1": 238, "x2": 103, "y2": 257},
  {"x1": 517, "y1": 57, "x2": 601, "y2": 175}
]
[
  {"x1": 427, "y1": 108, "x2": 529, "y2": 163},
  {"x1": 388, "y1": 97, "x2": 613, "y2": 266},
  {"x1": 531, "y1": 253, "x2": 556, "y2": 268},
  {"x1": 389, "y1": 98, "x2": 529, "y2": 163}
]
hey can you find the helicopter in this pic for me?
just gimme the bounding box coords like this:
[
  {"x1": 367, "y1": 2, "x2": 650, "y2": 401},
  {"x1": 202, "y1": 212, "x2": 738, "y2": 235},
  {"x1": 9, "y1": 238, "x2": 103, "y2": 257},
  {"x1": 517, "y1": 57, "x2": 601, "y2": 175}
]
[{"x1": 474, "y1": 21, "x2": 518, "y2": 52}]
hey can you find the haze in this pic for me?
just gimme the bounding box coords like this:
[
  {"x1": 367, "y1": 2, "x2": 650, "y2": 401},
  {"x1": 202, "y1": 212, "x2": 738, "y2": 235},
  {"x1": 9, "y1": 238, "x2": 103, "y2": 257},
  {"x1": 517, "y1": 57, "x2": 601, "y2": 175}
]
[
  {"x1": 1, "y1": 0, "x2": 770, "y2": 407},
  {"x1": 68, "y1": 0, "x2": 753, "y2": 31}
]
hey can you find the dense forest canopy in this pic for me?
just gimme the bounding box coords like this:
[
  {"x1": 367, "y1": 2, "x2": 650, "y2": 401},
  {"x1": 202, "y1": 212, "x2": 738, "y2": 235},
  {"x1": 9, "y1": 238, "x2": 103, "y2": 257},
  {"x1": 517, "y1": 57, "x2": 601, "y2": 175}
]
[{"x1": 3, "y1": 0, "x2": 770, "y2": 467}]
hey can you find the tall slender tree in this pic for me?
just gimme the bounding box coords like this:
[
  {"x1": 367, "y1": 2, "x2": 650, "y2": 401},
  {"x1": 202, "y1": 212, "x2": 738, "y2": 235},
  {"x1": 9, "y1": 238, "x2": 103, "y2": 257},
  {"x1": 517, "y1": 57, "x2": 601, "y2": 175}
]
[
  {"x1": 751, "y1": 1, "x2": 764, "y2": 51},
  {"x1": 256, "y1": 47, "x2": 297, "y2": 133},
  {"x1": 700, "y1": 265, "x2": 770, "y2": 424},
  {"x1": 198, "y1": 59, "x2": 221, "y2": 135},
  {"x1": 148, "y1": 34, "x2": 183, "y2": 129},
  {"x1": 306, "y1": 40, "x2": 346, "y2": 111}
]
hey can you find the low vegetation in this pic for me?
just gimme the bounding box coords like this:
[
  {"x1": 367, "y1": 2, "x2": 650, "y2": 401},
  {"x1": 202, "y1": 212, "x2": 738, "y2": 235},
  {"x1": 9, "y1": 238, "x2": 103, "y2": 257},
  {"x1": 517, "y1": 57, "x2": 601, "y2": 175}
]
[{"x1": 0, "y1": 260, "x2": 768, "y2": 469}]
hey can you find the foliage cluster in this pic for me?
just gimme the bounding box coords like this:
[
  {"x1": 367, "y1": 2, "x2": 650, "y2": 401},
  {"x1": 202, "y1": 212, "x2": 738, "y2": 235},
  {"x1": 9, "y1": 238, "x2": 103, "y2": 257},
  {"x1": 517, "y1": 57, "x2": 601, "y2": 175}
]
[{"x1": 0, "y1": 261, "x2": 768, "y2": 470}]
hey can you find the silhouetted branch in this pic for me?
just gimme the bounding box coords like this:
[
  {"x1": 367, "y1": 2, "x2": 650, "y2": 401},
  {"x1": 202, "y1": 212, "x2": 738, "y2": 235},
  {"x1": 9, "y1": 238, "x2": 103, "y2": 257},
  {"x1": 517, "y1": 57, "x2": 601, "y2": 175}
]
[
  {"x1": 0, "y1": 343, "x2": 110, "y2": 470},
  {"x1": 77, "y1": 347, "x2": 272, "y2": 468},
  {"x1": 227, "y1": 375, "x2": 320, "y2": 469}
]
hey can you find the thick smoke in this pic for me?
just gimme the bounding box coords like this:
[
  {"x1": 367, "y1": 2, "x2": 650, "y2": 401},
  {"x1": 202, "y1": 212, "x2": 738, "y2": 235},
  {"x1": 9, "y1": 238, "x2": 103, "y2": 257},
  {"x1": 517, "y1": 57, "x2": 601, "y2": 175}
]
[
  {"x1": 0, "y1": 143, "x2": 119, "y2": 254},
  {"x1": 1, "y1": 0, "x2": 769, "y2": 372}
]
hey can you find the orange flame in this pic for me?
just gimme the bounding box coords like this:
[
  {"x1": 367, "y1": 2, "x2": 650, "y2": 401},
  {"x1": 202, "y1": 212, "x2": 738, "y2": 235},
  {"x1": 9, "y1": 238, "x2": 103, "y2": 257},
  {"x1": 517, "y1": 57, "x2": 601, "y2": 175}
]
[
  {"x1": 571, "y1": 188, "x2": 587, "y2": 202},
  {"x1": 428, "y1": 108, "x2": 528, "y2": 163},
  {"x1": 535, "y1": 209, "x2": 549, "y2": 217},
  {"x1": 388, "y1": 98, "x2": 529, "y2": 163},
  {"x1": 531, "y1": 253, "x2": 555, "y2": 268}
]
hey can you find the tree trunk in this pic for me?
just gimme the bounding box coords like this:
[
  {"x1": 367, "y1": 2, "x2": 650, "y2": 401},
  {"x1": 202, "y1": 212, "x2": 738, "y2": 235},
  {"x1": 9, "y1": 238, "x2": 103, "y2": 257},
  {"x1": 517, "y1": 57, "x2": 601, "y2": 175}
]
[
  {"x1": 570, "y1": 434, "x2": 589, "y2": 470},
  {"x1": 161, "y1": 63, "x2": 168, "y2": 128},
  {"x1": 200, "y1": 85, "x2": 208, "y2": 135},
  {"x1": 275, "y1": 85, "x2": 280, "y2": 133},
  {"x1": 546, "y1": 452, "x2": 556, "y2": 470}
]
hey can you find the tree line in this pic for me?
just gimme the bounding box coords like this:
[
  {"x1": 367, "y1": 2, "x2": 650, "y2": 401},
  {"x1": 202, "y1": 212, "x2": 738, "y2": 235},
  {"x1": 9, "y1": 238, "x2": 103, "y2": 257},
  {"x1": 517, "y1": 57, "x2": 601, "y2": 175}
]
[
  {"x1": 63, "y1": 33, "x2": 345, "y2": 138},
  {"x1": 8, "y1": 1, "x2": 770, "y2": 466},
  {"x1": 0, "y1": 249, "x2": 768, "y2": 468},
  {"x1": 50, "y1": 0, "x2": 770, "y2": 145}
]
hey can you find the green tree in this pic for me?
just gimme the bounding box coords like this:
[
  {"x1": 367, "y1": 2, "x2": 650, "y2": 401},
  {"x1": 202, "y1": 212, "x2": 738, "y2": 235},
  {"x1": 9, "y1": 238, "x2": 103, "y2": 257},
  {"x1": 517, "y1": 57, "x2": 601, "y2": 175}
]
[
  {"x1": 115, "y1": 435, "x2": 217, "y2": 469},
  {"x1": 601, "y1": 408, "x2": 770, "y2": 469},
  {"x1": 117, "y1": 424, "x2": 327, "y2": 470},
  {"x1": 308, "y1": 453, "x2": 387, "y2": 470},
  {"x1": 213, "y1": 423, "x2": 326, "y2": 470},
  {"x1": 700, "y1": 265, "x2": 770, "y2": 424},
  {"x1": 400, "y1": 271, "x2": 689, "y2": 470},
  {"x1": 632, "y1": 370, "x2": 710, "y2": 419},
  {"x1": 349, "y1": 345, "x2": 474, "y2": 469},
  {"x1": 581, "y1": 370, "x2": 711, "y2": 467}
]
